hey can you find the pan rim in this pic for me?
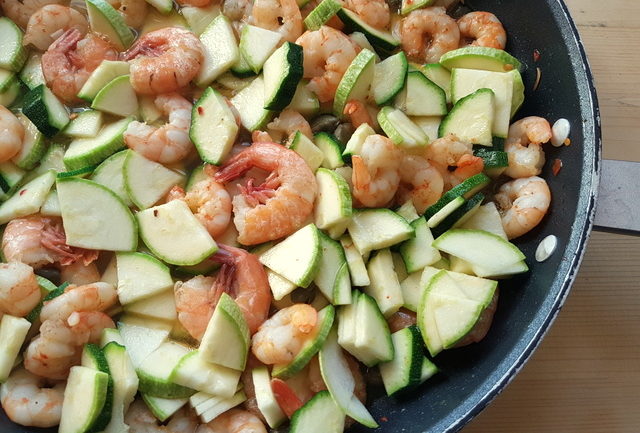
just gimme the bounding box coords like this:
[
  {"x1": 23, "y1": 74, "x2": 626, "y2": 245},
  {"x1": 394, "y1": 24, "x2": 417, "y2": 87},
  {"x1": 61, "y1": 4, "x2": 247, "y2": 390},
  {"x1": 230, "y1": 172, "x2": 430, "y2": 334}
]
[{"x1": 439, "y1": 0, "x2": 602, "y2": 431}]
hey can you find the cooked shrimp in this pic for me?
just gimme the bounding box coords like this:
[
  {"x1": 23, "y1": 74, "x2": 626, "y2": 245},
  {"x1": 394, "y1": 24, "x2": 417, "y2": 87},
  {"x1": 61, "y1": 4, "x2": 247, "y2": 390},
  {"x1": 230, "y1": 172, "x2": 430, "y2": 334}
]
[
  {"x1": 174, "y1": 275, "x2": 216, "y2": 341},
  {"x1": 106, "y1": 0, "x2": 148, "y2": 28},
  {"x1": 296, "y1": 26, "x2": 359, "y2": 103},
  {"x1": 39, "y1": 282, "x2": 117, "y2": 322},
  {"x1": 123, "y1": 27, "x2": 204, "y2": 95},
  {"x1": 23, "y1": 5, "x2": 89, "y2": 51},
  {"x1": 0, "y1": 105, "x2": 24, "y2": 163},
  {"x1": 396, "y1": 154, "x2": 444, "y2": 213},
  {"x1": 42, "y1": 29, "x2": 117, "y2": 104},
  {"x1": 343, "y1": 0, "x2": 390, "y2": 29},
  {"x1": 24, "y1": 311, "x2": 115, "y2": 380},
  {"x1": 197, "y1": 408, "x2": 267, "y2": 433},
  {"x1": 494, "y1": 176, "x2": 551, "y2": 239},
  {"x1": 251, "y1": 304, "x2": 318, "y2": 365},
  {"x1": 425, "y1": 133, "x2": 483, "y2": 189},
  {"x1": 343, "y1": 99, "x2": 373, "y2": 129},
  {"x1": 212, "y1": 245, "x2": 271, "y2": 334},
  {"x1": 124, "y1": 93, "x2": 194, "y2": 164},
  {"x1": 504, "y1": 116, "x2": 552, "y2": 179},
  {"x1": 0, "y1": 368, "x2": 65, "y2": 428},
  {"x1": 267, "y1": 109, "x2": 313, "y2": 142},
  {"x1": 59, "y1": 261, "x2": 101, "y2": 286},
  {"x1": 125, "y1": 399, "x2": 199, "y2": 433},
  {"x1": 400, "y1": 7, "x2": 460, "y2": 63},
  {"x1": 2, "y1": 215, "x2": 99, "y2": 269},
  {"x1": 351, "y1": 134, "x2": 402, "y2": 208},
  {"x1": 175, "y1": 245, "x2": 271, "y2": 338},
  {"x1": 0, "y1": 0, "x2": 64, "y2": 29},
  {"x1": 168, "y1": 168, "x2": 232, "y2": 238},
  {"x1": 214, "y1": 142, "x2": 318, "y2": 245},
  {"x1": 0, "y1": 262, "x2": 41, "y2": 317},
  {"x1": 249, "y1": 0, "x2": 302, "y2": 43},
  {"x1": 457, "y1": 11, "x2": 506, "y2": 49}
]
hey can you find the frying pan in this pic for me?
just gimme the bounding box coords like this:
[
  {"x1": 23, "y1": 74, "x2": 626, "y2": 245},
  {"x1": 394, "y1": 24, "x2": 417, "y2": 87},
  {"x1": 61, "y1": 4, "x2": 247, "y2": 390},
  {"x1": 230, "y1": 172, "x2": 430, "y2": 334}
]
[{"x1": 0, "y1": 0, "x2": 611, "y2": 432}]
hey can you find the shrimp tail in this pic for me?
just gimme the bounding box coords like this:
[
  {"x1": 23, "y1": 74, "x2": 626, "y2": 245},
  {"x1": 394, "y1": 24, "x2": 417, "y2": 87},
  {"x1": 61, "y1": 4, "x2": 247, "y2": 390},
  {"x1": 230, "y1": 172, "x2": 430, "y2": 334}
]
[{"x1": 51, "y1": 28, "x2": 82, "y2": 52}]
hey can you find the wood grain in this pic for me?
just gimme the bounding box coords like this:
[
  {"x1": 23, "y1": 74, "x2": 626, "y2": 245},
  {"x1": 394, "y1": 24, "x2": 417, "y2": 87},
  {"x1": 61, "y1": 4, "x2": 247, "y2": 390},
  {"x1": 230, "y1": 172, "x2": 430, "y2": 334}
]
[{"x1": 463, "y1": 1, "x2": 640, "y2": 432}]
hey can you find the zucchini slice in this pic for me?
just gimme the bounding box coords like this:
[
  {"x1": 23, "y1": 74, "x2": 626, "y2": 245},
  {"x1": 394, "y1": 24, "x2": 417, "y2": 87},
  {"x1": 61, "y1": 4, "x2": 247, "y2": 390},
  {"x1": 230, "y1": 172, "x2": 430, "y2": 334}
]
[
  {"x1": 0, "y1": 17, "x2": 27, "y2": 72},
  {"x1": 22, "y1": 84, "x2": 70, "y2": 138},
  {"x1": 263, "y1": 42, "x2": 304, "y2": 111}
]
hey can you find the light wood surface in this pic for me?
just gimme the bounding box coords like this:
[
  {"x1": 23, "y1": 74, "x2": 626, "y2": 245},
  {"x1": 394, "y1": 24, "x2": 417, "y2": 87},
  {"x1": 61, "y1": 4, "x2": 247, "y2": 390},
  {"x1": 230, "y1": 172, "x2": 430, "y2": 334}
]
[{"x1": 463, "y1": 1, "x2": 640, "y2": 432}]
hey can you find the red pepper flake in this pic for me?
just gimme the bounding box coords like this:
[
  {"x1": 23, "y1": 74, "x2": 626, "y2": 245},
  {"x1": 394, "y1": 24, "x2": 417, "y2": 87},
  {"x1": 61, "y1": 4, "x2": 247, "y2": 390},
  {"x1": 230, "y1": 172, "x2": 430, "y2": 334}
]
[
  {"x1": 533, "y1": 49, "x2": 541, "y2": 62},
  {"x1": 69, "y1": 112, "x2": 79, "y2": 120},
  {"x1": 153, "y1": 209, "x2": 159, "y2": 217},
  {"x1": 503, "y1": 63, "x2": 514, "y2": 72},
  {"x1": 552, "y1": 158, "x2": 563, "y2": 176},
  {"x1": 271, "y1": 378, "x2": 303, "y2": 418},
  {"x1": 19, "y1": 189, "x2": 26, "y2": 196},
  {"x1": 380, "y1": 417, "x2": 389, "y2": 423},
  {"x1": 564, "y1": 138, "x2": 571, "y2": 146},
  {"x1": 197, "y1": 106, "x2": 204, "y2": 115}
]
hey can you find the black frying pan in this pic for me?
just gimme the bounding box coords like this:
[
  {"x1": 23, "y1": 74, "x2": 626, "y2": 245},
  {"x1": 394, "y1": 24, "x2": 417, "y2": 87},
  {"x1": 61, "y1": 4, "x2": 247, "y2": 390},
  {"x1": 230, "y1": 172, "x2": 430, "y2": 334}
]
[{"x1": 0, "y1": 0, "x2": 602, "y2": 432}]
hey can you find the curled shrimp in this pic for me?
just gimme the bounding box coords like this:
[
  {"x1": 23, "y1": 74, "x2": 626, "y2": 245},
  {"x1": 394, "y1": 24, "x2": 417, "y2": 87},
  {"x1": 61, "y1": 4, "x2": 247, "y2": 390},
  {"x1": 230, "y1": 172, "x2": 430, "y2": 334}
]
[
  {"x1": 106, "y1": 0, "x2": 148, "y2": 28},
  {"x1": 0, "y1": 368, "x2": 65, "y2": 428},
  {"x1": 42, "y1": 29, "x2": 117, "y2": 104},
  {"x1": 494, "y1": 176, "x2": 551, "y2": 239},
  {"x1": 251, "y1": 304, "x2": 318, "y2": 365},
  {"x1": 23, "y1": 5, "x2": 89, "y2": 51},
  {"x1": 39, "y1": 282, "x2": 117, "y2": 322},
  {"x1": 343, "y1": 0, "x2": 390, "y2": 29},
  {"x1": 125, "y1": 399, "x2": 200, "y2": 433},
  {"x1": 2, "y1": 215, "x2": 99, "y2": 269},
  {"x1": 197, "y1": 408, "x2": 267, "y2": 433},
  {"x1": 175, "y1": 245, "x2": 271, "y2": 338},
  {"x1": 0, "y1": 262, "x2": 41, "y2": 317},
  {"x1": 0, "y1": 0, "x2": 64, "y2": 29},
  {"x1": 24, "y1": 311, "x2": 115, "y2": 380},
  {"x1": 124, "y1": 93, "x2": 194, "y2": 164},
  {"x1": 425, "y1": 133, "x2": 483, "y2": 189},
  {"x1": 59, "y1": 261, "x2": 101, "y2": 286},
  {"x1": 296, "y1": 26, "x2": 359, "y2": 103},
  {"x1": 249, "y1": 0, "x2": 302, "y2": 43},
  {"x1": 214, "y1": 142, "x2": 318, "y2": 245},
  {"x1": 457, "y1": 11, "x2": 506, "y2": 50},
  {"x1": 0, "y1": 105, "x2": 24, "y2": 163},
  {"x1": 174, "y1": 275, "x2": 216, "y2": 341},
  {"x1": 267, "y1": 109, "x2": 313, "y2": 142},
  {"x1": 400, "y1": 7, "x2": 460, "y2": 63},
  {"x1": 343, "y1": 99, "x2": 374, "y2": 129},
  {"x1": 168, "y1": 167, "x2": 232, "y2": 238},
  {"x1": 123, "y1": 27, "x2": 204, "y2": 95},
  {"x1": 396, "y1": 154, "x2": 444, "y2": 213},
  {"x1": 351, "y1": 134, "x2": 402, "y2": 208},
  {"x1": 504, "y1": 116, "x2": 552, "y2": 179}
]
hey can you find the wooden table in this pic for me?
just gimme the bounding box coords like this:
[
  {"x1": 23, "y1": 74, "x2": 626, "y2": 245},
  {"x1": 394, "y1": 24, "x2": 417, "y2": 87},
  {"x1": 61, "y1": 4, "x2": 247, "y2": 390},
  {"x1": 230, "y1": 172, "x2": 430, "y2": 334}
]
[{"x1": 463, "y1": 1, "x2": 640, "y2": 432}]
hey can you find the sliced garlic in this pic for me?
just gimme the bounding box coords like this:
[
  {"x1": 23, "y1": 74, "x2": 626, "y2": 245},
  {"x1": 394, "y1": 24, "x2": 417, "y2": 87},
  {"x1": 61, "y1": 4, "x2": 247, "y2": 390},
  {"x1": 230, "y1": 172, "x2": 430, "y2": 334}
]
[
  {"x1": 535, "y1": 235, "x2": 558, "y2": 262},
  {"x1": 551, "y1": 118, "x2": 570, "y2": 147}
]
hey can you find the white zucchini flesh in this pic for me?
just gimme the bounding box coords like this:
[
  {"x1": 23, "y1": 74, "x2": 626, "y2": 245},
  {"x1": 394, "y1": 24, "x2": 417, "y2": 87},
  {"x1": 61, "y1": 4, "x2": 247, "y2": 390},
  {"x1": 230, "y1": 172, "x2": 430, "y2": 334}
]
[{"x1": 319, "y1": 329, "x2": 378, "y2": 428}]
